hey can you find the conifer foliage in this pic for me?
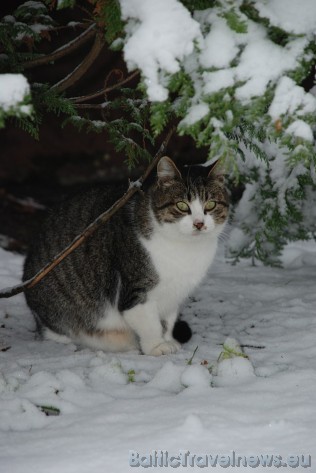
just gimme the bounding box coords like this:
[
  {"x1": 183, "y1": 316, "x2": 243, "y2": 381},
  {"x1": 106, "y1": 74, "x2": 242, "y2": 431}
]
[{"x1": 0, "y1": 0, "x2": 315, "y2": 265}]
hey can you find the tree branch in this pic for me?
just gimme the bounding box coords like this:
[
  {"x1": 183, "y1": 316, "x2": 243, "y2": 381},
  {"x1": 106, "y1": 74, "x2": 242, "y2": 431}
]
[
  {"x1": 23, "y1": 23, "x2": 96, "y2": 70},
  {"x1": 70, "y1": 70, "x2": 140, "y2": 104},
  {"x1": 0, "y1": 127, "x2": 176, "y2": 299},
  {"x1": 51, "y1": 31, "x2": 105, "y2": 92}
]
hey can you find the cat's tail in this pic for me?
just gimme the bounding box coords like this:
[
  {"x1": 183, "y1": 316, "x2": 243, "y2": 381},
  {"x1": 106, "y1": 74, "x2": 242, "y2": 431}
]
[{"x1": 173, "y1": 320, "x2": 192, "y2": 344}]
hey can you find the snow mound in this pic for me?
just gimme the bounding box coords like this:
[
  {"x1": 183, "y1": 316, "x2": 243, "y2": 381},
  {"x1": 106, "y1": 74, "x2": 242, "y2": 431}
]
[
  {"x1": 181, "y1": 364, "x2": 211, "y2": 389},
  {"x1": 212, "y1": 337, "x2": 256, "y2": 387},
  {"x1": 89, "y1": 357, "x2": 127, "y2": 387},
  {"x1": 180, "y1": 413, "x2": 205, "y2": 435},
  {"x1": 282, "y1": 241, "x2": 316, "y2": 268},
  {"x1": 213, "y1": 356, "x2": 256, "y2": 387},
  {"x1": 148, "y1": 361, "x2": 184, "y2": 393}
]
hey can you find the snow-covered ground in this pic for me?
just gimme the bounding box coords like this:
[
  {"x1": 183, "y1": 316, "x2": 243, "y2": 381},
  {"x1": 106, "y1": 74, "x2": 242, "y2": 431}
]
[{"x1": 0, "y1": 242, "x2": 316, "y2": 472}]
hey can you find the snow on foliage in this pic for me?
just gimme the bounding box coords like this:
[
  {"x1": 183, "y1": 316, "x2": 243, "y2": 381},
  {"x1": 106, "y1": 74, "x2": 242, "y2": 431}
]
[
  {"x1": 285, "y1": 120, "x2": 314, "y2": 142},
  {"x1": 254, "y1": 0, "x2": 316, "y2": 35},
  {"x1": 197, "y1": 9, "x2": 308, "y2": 103},
  {"x1": 119, "y1": 0, "x2": 201, "y2": 101},
  {"x1": 269, "y1": 77, "x2": 316, "y2": 121},
  {"x1": 119, "y1": 0, "x2": 316, "y2": 265},
  {"x1": 0, "y1": 73, "x2": 32, "y2": 127}
]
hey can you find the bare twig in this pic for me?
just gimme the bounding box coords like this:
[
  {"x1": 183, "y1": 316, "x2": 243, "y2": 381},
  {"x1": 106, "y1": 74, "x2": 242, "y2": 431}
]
[
  {"x1": 240, "y1": 344, "x2": 265, "y2": 350},
  {"x1": 0, "y1": 127, "x2": 176, "y2": 299},
  {"x1": 23, "y1": 23, "x2": 96, "y2": 69},
  {"x1": 52, "y1": 31, "x2": 105, "y2": 92},
  {"x1": 70, "y1": 70, "x2": 140, "y2": 104},
  {"x1": 74, "y1": 103, "x2": 109, "y2": 110}
]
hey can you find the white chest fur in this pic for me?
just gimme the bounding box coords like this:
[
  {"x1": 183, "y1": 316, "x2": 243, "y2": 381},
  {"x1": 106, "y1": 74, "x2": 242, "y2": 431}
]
[{"x1": 141, "y1": 229, "x2": 218, "y2": 316}]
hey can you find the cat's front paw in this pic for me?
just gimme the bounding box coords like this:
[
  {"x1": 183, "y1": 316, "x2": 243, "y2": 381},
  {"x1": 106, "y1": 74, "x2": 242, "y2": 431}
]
[{"x1": 149, "y1": 340, "x2": 181, "y2": 356}]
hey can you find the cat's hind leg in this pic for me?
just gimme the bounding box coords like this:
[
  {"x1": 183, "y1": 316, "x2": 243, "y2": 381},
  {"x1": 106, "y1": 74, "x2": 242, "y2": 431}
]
[
  {"x1": 78, "y1": 307, "x2": 137, "y2": 352},
  {"x1": 44, "y1": 324, "x2": 136, "y2": 352},
  {"x1": 77, "y1": 329, "x2": 137, "y2": 352},
  {"x1": 44, "y1": 327, "x2": 73, "y2": 344}
]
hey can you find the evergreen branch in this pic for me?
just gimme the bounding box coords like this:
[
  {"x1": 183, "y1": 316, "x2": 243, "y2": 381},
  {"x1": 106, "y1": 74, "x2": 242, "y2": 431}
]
[
  {"x1": 0, "y1": 126, "x2": 176, "y2": 299},
  {"x1": 69, "y1": 71, "x2": 139, "y2": 103},
  {"x1": 52, "y1": 31, "x2": 105, "y2": 92},
  {"x1": 22, "y1": 23, "x2": 96, "y2": 69}
]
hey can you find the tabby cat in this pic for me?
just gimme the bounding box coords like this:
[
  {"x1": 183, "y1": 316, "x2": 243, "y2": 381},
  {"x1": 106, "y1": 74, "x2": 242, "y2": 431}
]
[{"x1": 23, "y1": 157, "x2": 229, "y2": 356}]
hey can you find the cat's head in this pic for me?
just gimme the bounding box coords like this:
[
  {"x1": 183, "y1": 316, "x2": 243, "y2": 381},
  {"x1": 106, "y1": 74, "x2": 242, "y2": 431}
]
[{"x1": 151, "y1": 156, "x2": 229, "y2": 238}]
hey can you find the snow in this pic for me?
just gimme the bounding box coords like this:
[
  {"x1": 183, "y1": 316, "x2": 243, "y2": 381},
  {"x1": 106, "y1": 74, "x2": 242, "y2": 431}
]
[
  {"x1": 0, "y1": 74, "x2": 31, "y2": 114},
  {"x1": 254, "y1": 0, "x2": 316, "y2": 36},
  {"x1": 1, "y1": 242, "x2": 316, "y2": 471},
  {"x1": 285, "y1": 120, "x2": 314, "y2": 142},
  {"x1": 29, "y1": 23, "x2": 52, "y2": 34},
  {"x1": 118, "y1": 0, "x2": 201, "y2": 101},
  {"x1": 269, "y1": 77, "x2": 316, "y2": 121},
  {"x1": 179, "y1": 103, "x2": 209, "y2": 126},
  {"x1": 214, "y1": 356, "x2": 255, "y2": 387},
  {"x1": 181, "y1": 364, "x2": 211, "y2": 389},
  {"x1": 22, "y1": 1, "x2": 46, "y2": 9},
  {"x1": 269, "y1": 75, "x2": 316, "y2": 149},
  {"x1": 199, "y1": 19, "x2": 238, "y2": 69},
  {"x1": 203, "y1": 69, "x2": 235, "y2": 95},
  {"x1": 118, "y1": 0, "x2": 316, "y2": 163},
  {"x1": 235, "y1": 37, "x2": 307, "y2": 102},
  {"x1": 3, "y1": 15, "x2": 15, "y2": 23},
  {"x1": 197, "y1": 8, "x2": 309, "y2": 103}
]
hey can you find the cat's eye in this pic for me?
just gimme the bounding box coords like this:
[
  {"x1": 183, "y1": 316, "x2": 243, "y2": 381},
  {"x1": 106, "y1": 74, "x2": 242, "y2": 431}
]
[
  {"x1": 204, "y1": 200, "x2": 216, "y2": 211},
  {"x1": 176, "y1": 201, "x2": 190, "y2": 212}
]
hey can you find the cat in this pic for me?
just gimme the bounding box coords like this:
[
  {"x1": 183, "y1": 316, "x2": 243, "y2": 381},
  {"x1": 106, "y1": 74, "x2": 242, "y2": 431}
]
[{"x1": 23, "y1": 156, "x2": 229, "y2": 356}]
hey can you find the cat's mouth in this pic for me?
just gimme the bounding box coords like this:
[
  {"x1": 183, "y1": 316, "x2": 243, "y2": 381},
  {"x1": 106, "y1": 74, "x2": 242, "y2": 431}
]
[{"x1": 192, "y1": 227, "x2": 208, "y2": 235}]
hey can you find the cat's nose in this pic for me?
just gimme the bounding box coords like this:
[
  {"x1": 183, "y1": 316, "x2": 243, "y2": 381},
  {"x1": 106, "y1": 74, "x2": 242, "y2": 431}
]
[{"x1": 193, "y1": 219, "x2": 205, "y2": 230}]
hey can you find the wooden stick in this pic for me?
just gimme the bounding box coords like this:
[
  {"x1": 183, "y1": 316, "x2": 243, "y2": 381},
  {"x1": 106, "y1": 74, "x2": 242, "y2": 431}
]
[{"x1": 0, "y1": 127, "x2": 176, "y2": 299}]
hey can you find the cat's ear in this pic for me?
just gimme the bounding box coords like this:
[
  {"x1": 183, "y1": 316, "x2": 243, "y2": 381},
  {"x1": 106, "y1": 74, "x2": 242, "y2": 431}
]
[
  {"x1": 207, "y1": 159, "x2": 225, "y2": 185},
  {"x1": 157, "y1": 156, "x2": 181, "y2": 185}
]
